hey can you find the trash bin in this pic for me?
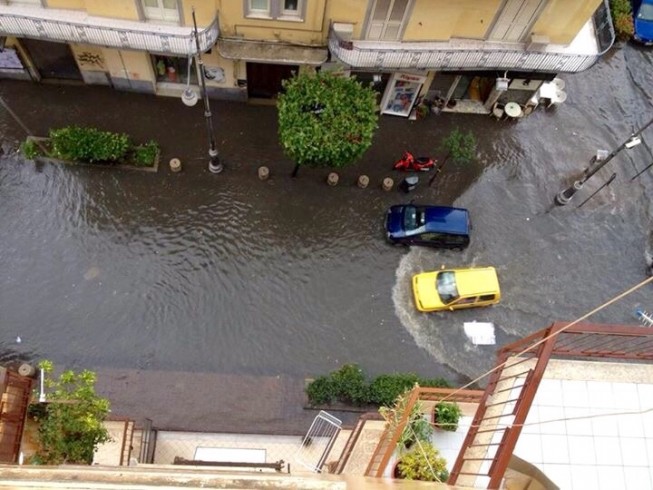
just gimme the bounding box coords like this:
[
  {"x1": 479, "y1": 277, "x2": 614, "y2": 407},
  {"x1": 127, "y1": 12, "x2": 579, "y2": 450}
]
[{"x1": 400, "y1": 175, "x2": 419, "y2": 193}]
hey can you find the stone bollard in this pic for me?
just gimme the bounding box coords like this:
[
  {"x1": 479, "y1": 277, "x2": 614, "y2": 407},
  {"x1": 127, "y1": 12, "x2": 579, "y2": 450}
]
[
  {"x1": 18, "y1": 363, "x2": 36, "y2": 378},
  {"x1": 169, "y1": 158, "x2": 182, "y2": 173},
  {"x1": 258, "y1": 166, "x2": 270, "y2": 181},
  {"x1": 357, "y1": 175, "x2": 369, "y2": 189},
  {"x1": 327, "y1": 172, "x2": 339, "y2": 186},
  {"x1": 382, "y1": 177, "x2": 394, "y2": 191}
]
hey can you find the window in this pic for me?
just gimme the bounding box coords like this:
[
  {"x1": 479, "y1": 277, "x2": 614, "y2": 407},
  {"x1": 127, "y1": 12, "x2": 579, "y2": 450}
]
[
  {"x1": 245, "y1": 0, "x2": 304, "y2": 20},
  {"x1": 152, "y1": 55, "x2": 197, "y2": 84},
  {"x1": 365, "y1": 0, "x2": 411, "y2": 41},
  {"x1": 402, "y1": 205, "x2": 424, "y2": 232},
  {"x1": 436, "y1": 271, "x2": 459, "y2": 304},
  {"x1": 142, "y1": 0, "x2": 180, "y2": 24},
  {"x1": 479, "y1": 294, "x2": 496, "y2": 302}
]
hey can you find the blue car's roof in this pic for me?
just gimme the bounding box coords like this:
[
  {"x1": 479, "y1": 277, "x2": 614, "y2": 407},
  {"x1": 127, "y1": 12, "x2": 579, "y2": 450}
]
[
  {"x1": 422, "y1": 206, "x2": 469, "y2": 234},
  {"x1": 388, "y1": 205, "x2": 469, "y2": 235}
]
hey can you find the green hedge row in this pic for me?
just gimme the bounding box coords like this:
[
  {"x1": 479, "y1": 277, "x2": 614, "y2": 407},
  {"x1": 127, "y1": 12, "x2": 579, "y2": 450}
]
[
  {"x1": 306, "y1": 364, "x2": 451, "y2": 407},
  {"x1": 20, "y1": 126, "x2": 159, "y2": 167}
]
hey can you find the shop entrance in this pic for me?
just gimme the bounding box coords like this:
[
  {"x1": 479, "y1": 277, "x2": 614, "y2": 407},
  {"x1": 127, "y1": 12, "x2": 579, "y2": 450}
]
[
  {"x1": 20, "y1": 39, "x2": 82, "y2": 81},
  {"x1": 246, "y1": 62, "x2": 298, "y2": 99}
]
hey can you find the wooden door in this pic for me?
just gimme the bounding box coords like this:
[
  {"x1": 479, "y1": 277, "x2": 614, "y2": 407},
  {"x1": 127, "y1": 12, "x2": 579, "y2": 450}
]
[{"x1": 365, "y1": 0, "x2": 411, "y2": 41}]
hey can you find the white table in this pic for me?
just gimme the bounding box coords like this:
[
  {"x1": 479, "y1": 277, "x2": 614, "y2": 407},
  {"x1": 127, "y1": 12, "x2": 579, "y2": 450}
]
[{"x1": 504, "y1": 102, "x2": 523, "y2": 119}]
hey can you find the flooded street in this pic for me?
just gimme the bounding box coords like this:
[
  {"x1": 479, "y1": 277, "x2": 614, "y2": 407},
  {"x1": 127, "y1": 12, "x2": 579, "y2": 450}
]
[{"x1": 1, "y1": 43, "x2": 652, "y2": 383}]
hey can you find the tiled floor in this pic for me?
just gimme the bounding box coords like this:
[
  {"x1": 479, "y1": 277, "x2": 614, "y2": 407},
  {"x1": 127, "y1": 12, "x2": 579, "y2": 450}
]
[
  {"x1": 152, "y1": 429, "x2": 350, "y2": 475},
  {"x1": 513, "y1": 377, "x2": 653, "y2": 490}
]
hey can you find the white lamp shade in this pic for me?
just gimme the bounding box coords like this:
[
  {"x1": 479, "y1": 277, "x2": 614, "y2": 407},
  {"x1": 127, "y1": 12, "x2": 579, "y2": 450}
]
[{"x1": 181, "y1": 88, "x2": 199, "y2": 107}]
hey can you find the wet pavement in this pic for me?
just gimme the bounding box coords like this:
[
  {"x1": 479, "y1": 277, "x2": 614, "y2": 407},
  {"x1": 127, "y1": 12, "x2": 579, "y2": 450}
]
[{"x1": 1, "y1": 42, "x2": 653, "y2": 402}]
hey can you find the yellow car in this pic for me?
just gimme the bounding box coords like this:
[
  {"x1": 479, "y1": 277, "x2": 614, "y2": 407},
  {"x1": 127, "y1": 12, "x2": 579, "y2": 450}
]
[{"x1": 412, "y1": 267, "x2": 501, "y2": 312}]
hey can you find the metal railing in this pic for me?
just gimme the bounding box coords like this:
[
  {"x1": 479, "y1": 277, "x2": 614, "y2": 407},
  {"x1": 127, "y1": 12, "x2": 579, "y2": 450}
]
[
  {"x1": 328, "y1": 0, "x2": 614, "y2": 73},
  {"x1": 448, "y1": 321, "x2": 653, "y2": 488},
  {"x1": 0, "y1": 11, "x2": 218, "y2": 55}
]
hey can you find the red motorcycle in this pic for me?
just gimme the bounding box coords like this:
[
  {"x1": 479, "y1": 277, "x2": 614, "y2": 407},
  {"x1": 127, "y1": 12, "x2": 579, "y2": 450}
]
[{"x1": 393, "y1": 151, "x2": 436, "y2": 172}]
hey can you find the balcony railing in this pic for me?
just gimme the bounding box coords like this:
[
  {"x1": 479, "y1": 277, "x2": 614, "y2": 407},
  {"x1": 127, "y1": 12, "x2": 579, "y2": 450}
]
[
  {"x1": 0, "y1": 6, "x2": 219, "y2": 55},
  {"x1": 329, "y1": 0, "x2": 614, "y2": 73}
]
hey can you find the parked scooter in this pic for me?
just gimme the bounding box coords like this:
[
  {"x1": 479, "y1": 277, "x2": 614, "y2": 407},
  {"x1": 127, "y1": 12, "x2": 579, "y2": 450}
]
[{"x1": 393, "y1": 151, "x2": 436, "y2": 172}]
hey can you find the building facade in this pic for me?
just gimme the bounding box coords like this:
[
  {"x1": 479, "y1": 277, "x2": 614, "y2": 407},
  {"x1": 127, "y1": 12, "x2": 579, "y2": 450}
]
[{"x1": 0, "y1": 0, "x2": 614, "y2": 116}]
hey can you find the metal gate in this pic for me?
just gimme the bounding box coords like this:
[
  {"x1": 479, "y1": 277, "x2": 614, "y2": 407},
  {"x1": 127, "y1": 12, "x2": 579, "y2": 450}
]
[{"x1": 294, "y1": 411, "x2": 342, "y2": 473}]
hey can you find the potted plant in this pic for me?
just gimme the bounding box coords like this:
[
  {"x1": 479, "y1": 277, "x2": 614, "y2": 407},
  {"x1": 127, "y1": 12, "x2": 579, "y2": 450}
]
[
  {"x1": 433, "y1": 401, "x2": 462, "y2": 432},
  {"x1": 395, "y1": 442, "x2": 449, "y2": 482},
  {"x1": 379, "y1": 390, "x2": 433, "y2": 451}
]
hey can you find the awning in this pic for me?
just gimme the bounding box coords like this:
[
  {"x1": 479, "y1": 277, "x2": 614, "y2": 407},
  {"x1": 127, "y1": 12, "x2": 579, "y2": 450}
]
[{"x1": 217, "y1": 39, "x2": 327, "y2": 66}]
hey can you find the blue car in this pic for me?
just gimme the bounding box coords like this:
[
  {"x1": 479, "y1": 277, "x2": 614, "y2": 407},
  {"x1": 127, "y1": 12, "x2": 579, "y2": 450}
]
[
  {"x1": 634, "y1": 0, "x2": 653, "y2": 45},
  {"x1": 385, "y1": 204, "x2": 471, "y2": 249}
]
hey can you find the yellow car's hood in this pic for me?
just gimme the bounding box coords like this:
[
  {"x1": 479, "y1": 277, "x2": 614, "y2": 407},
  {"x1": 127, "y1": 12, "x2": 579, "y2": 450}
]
[{"x1": 412, "y1": 271, "x2": 445, "y2": 310}]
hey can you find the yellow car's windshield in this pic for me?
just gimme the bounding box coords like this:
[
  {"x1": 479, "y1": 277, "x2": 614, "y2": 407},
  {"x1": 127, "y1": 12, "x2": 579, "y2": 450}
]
[{"x1": 436, "y1": 271, "x2": 459, "y2": 304}]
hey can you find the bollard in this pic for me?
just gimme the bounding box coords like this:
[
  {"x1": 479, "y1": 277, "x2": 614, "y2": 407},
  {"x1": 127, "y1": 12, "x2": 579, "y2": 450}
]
[
  {"x1": 382, "y1": 177, "x2": 394, "y2": 191},
  {"x1": 18, "y1": 363, "x2": 36, "y2": 378},
  {"x1": 258, "y1": 166, "x2": 270, "y2": 181},
  {"x1": 169, "y1": 158, "x2": 182, "y2": 173},
  {"x1": 357, "y1": 175, "x2": 369, "y2": 189},
  {"x1": 327, "y1": 172, "x2": 339, "y2": 186}
]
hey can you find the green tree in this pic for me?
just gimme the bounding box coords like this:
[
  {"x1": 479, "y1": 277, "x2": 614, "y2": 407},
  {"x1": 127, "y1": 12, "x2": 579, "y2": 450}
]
[
  {"x1": 429, "y1": 128, "x2": 477, "y2": 186},
  {"x1": 278, "y1": 72, "x2": 378, "y2": 177},
  {"x1": 29, "y1": 360, "x2": 111, "y2": 465}
]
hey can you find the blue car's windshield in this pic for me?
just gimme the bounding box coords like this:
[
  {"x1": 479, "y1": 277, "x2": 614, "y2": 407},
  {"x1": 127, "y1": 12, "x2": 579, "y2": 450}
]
[
  {"x1": 436, "y1": 271, "x2": 459, "y2": 304},
  {"x1": 402, "y1": 206, "x2": 424, "y2": 231},
  {"x1": 639, "y1": 4, "x2": 653, "y2": 20}
]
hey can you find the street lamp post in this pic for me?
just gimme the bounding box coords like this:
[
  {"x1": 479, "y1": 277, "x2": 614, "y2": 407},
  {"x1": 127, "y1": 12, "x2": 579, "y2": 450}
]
[
  {"x1": 187, "y1": 7, "x2": 222, "y2": 174},
  {"x1": 554, "y1": 116, "x2": 653, "y2": 206}
]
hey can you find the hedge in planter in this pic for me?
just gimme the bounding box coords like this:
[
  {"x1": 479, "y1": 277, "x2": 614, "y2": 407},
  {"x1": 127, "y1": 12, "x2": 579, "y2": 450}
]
[
  {"x1": 50, "y1": 126, "x2": 131, "y2": 164},
  {"x1": 306, "y1": 363, "x2": 451, "y2": 407}
]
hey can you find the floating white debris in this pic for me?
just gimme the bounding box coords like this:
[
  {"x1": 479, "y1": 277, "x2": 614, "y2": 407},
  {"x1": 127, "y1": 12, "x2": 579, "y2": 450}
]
[
  {"x1": 15, "y1": 336, "x2": 21, "y2": 344},
  {"x1": 463, "y1": 322, "x2": 496, "y2": 345}
]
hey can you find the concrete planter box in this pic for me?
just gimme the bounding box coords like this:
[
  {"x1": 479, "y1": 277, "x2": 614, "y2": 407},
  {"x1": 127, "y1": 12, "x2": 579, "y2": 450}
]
[{"x1": 26, "y1": 136, "x2": 160, "y2": 173}]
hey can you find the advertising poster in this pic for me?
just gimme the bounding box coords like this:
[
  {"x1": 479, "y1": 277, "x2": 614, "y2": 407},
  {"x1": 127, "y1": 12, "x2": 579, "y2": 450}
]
[{"x1": 381, "y1": 72, "x2": 426, "y2": 117}]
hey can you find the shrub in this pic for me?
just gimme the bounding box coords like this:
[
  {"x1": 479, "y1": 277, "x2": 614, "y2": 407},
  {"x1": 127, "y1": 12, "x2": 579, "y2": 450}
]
[
  {"x1": 396, "y1": 442, "x2": 449, "y2": 482},
  {"x1": 306, "y1": 366, "x2": 452, "y2": 407},
  {"x1": 331, "y1": 364, "x2": 368, "y2": 405},
  {"x1": 49, "y1": 126, "x2": 130, "y2": 164},
  {"x1": 610, "y1": 0, "x2": 634, "y2": 41},
  {"x1": 132, "y1": 140, "x2": 159, "y2": 167},
  {"x1": 433, "y1": 401, "x2": 462, "y2": 432},
  {"x1": 368, "y1": 374, "x2": 420, "y2": 406},
  {"x1": 306, "y1": 376, "x2": 337, "y2": 405},
  {"x1": 29, "y1": 360, "x2": 111, "y2": 465},
  {"x1": 20, "y1": 139, "x2": 40, "y2": 160}
]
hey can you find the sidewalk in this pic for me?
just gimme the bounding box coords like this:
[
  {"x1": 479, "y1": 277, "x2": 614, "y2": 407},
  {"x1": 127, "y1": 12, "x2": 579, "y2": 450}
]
[{"x1": 0, "y1": 80, "x2": 488, "y2": 203}]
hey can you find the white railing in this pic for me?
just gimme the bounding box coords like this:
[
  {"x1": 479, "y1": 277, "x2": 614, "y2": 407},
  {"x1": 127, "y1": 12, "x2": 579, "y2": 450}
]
[
  {"x1": 0, "y1": 7, "x2": 219, "y2": 55},
  {"x1": 329, "y1": 0, "x2": 614, "y2": 73}
]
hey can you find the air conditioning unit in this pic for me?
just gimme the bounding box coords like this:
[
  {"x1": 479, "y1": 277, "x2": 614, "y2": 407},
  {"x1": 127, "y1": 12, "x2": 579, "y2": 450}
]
[{"x1": 527, "y1": 34, "x2": 549, "y2": 51}]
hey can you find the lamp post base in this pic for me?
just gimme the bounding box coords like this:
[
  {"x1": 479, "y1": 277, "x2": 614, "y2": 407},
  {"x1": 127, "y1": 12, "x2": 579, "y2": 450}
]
[
  {"x1": 555, "y1": 180, "x2": 583, "y2": 206},
  {"x1": 208, "y1": 149, "x2": 223, "y2": 174}
]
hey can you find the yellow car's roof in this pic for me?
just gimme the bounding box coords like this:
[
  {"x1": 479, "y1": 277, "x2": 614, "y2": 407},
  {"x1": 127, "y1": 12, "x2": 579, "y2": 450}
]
[{"x1": 454, "y1": 267, "x2": 499, "y2": 296}]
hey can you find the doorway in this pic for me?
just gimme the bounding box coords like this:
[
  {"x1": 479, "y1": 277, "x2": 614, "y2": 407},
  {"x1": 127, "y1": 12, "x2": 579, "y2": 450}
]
[
  {"x1": 246, "y1": 62, "x2": 298, "y2": 99},
  {"x1": 20, "y1": 38, "x2": 82, "y2": 81}
]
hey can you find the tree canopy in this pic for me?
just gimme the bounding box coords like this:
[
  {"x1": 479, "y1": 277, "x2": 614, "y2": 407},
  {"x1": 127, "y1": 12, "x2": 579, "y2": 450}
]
[
  {"x1": 29, "y1": 360, "x2": 111, "y2": 465},
  {"x1": 278, "y1": 72, "x2": 378, "y2": 172}
]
